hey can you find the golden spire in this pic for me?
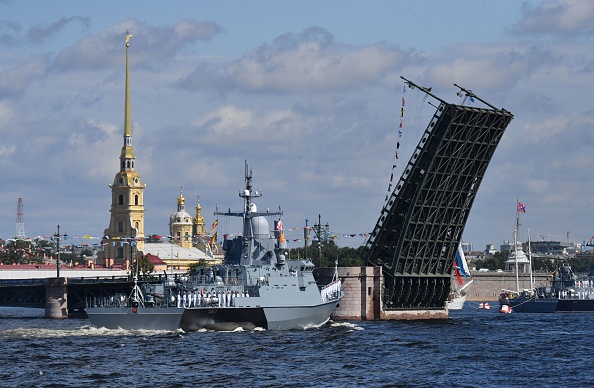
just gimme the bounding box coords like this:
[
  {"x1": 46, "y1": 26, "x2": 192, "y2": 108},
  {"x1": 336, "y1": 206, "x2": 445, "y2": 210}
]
[
  {"x1": 124, "y1": 30, "x2": 132, "y2": 138},
  {"x1": 120, "y1": 30, "x2": 135, "y2": 166}
]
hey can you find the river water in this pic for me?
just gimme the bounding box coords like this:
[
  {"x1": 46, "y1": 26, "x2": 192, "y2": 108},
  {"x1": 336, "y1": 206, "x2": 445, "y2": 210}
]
[{"x1": 1, "y1": 303, "x2": 592, "y2": 387}]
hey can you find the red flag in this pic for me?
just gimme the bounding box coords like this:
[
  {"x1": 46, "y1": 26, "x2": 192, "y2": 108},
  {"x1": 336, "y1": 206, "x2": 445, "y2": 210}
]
[{"x1": 454, "y1": 267, "x2": 463, "y2": 286}]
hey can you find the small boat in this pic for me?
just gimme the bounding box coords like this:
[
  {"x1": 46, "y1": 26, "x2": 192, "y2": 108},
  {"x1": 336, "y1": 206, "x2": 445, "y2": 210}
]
[
  {"x1": 178, "y1": 161, "x2": 344, "y2": 331},
  {"x1": 499, "y1": 202, "x2": 560, "y2": 313},
  {"x1": 478, "y1": 302, "x2": 491, "y2": 310},
  {"x1": 447, "y1": 244, "x2": 473, "y2": 311},
  {"x1": 447, "y1": 280, "x2": 473, "y2": 310},
  {"x1": 498, "y1": 205, "x2": 559, "y2": 313},
  {"x1": 499, "y1": 304, "x2": 512, "y2": 314},
  {"x1": 85, "y1": 276, "x2": 184, "y2": 331}
]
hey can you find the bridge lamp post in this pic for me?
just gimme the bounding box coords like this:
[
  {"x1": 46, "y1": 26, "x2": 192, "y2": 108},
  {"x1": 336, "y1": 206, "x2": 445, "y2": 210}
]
[{"x1": 54, "y1": 225, "x2": 68, "y2": 278}]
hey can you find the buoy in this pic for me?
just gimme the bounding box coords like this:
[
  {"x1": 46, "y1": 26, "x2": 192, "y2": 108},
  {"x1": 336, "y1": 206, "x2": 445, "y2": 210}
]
[{"x1": 499, "y1": 304, "x2": 512, "y2": 314}]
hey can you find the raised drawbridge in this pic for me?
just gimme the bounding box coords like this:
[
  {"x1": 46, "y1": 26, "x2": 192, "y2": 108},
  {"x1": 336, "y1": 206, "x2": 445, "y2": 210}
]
[{"x1": 365, "y1": 78, "x2": 514, "y2": 310}]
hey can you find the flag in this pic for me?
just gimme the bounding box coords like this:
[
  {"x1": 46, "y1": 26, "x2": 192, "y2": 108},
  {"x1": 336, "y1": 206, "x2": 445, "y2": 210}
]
[
  {"x1": 455, "y1": 244, "x2": 469, "y2": 277},
  {"x1": 277, "y1": 219, "x2": 283, "y2": 231},
  {"x1": 454, "y1": 266, "x2": 463, "y2": 286},
  {"x1": 517, "y1": 202, "x2": 526, "y2": 213},
  {"x1": 279, "y1": 232, "x2": 286, "y2": 243},
  {"x1": 210, "y1": 232, "x2": 217, "y2": 245},
  {"x1": 210, "y1": 219, "x2": 218, "y2": 233}
]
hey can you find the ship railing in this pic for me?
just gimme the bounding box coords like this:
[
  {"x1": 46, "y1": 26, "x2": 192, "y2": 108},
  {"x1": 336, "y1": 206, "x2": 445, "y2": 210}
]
[
  {"x1": 86, "y1": 293, "x2": 177, "y2": 309},
  {"x1": 183, "y1": 289, "x2": 258, "y2": 308},
  {"x1": 321, "y1": 279, "x2": 342, "y2": 302}
]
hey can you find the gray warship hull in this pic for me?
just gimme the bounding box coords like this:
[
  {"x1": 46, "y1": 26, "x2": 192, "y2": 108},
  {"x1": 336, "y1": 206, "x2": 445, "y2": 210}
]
[
  {"x1": 180, "y1": 298, "x2": 341, "y2": 331},
  {"x1": 86, "y1": 306, "x2": 183, "y2": 331}
]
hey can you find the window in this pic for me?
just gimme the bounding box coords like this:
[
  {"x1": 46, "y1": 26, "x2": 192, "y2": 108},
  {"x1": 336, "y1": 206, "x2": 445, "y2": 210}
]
[
  {"x1": 118, "y1": 195, "x2": 124, "y2": 205},
  {"x1": 118, "y1": 222, "x2": 123, "y2": 233},
  {"x1": 134, "y1": 195, "x2": 138, "y2": 205}
]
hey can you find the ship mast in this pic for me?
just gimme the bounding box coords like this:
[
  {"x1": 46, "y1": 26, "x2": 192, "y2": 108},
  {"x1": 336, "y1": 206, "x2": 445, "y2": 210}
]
[{"x1": 214, "y1": 160, "x2": 282, "y2": 265}]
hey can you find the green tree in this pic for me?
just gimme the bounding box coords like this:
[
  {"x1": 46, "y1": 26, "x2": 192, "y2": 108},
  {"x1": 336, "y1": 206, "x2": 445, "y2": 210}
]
[
  {"x1": 187, "y1": 259, "x2": 208, "y2": 275},
  {"x1": 0, "y1": 239, "x2": 43, "y2": 265},
  {"x1": 289, "y1": 240, "x2": 367, "y2": 268},
  {"x1": 80, "y1": 248, "x2": 94, "y2": 259},
  {"x1": 476, "y1": 251, "x2": 507, "y2": 271},
  {"x1": 137, "y1": 254, "x2": 155, "y2": 279}
]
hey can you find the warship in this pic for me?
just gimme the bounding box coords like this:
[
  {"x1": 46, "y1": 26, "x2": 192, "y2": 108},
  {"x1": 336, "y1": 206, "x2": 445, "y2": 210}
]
[
  {"x1": 85, "y1": 276, "x2": 184, "y2": 331},
  {"x1": 178, "y1": 161, "x2": 344, "y2": 331}
]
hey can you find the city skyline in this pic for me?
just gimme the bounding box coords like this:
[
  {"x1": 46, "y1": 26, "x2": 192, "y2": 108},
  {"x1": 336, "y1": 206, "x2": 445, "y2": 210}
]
[{"x1": 1, "y1": 1, "x2": 594, "y2": 250}]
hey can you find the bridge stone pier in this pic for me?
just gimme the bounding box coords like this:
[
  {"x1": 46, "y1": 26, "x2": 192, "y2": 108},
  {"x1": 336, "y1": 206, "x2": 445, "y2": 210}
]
[
  {"x1": 321, "y1": 267, "x2": 448, "y2": 321},
  {"x1": 45, "y1": 277, "x2": 68, "y2": 319}
]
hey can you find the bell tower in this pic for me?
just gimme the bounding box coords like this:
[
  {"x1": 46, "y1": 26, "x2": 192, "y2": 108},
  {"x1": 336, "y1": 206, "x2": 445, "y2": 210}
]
[
  {"x1": 169, "y1": 187, "x2": 193, "y2": 249},
  {"x1": 192, "y1": 195, "x2": 206, "y2": 237},
  {"x1": 101, "y1": 32, "x2": 146, "y2": 265}
]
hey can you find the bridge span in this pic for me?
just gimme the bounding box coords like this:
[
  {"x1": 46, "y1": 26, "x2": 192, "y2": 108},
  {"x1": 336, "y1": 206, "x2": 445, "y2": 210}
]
[{"x1": 365, "y1": 79, "x2": 513, "y2": 316}]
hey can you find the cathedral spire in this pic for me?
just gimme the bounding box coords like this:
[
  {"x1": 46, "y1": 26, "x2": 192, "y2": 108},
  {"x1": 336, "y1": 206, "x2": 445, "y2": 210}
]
[
  {"x1": 101, "y1": 31, "x2": 146, "y2": 266},
  {"x1": 120, "y1": 30, "x2": 135, "y2": 171},
  {"x1": 124, "y1": 30, "x2": 132, "y2": 138}
]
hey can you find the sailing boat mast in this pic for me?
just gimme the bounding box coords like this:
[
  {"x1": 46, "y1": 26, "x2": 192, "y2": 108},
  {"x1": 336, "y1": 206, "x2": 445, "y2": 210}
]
[
  {"x1": 528, "y1": 228, "x2": 533, "y2": 291},
  {"x1": 514, "y1": 212, "x2": 520, "y2": 293}
]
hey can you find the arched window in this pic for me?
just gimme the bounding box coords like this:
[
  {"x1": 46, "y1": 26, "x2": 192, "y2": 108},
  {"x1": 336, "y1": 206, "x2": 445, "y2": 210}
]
[
  {"x1": 135, "y1": 195, "x2": 139, "y2": 205},
  {"x1": 118, "y1": 195, "x2": 124, "y2": 205},
  {"x1": 118, "y1": 222, "x2": 123, "y2": 233},
  {"x1": 127, "y1": 161, "x2": 131, "y2": 168}
]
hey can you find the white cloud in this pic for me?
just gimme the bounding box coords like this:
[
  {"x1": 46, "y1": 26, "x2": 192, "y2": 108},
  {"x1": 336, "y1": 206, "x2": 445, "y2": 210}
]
[{"x1": 181, "y1": 27, "x2": 404, "y2": 93}]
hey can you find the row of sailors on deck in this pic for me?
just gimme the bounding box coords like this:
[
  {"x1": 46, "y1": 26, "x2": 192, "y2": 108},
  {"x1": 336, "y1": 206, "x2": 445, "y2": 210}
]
[{"x1": 176, "y1": 289, "x2": 249, "y2": 308}]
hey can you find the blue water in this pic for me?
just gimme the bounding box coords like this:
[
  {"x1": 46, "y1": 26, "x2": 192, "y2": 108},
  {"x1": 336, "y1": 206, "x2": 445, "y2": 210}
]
[{"x1": 1, "y1": 302, "x2": 592, "y2": 387}]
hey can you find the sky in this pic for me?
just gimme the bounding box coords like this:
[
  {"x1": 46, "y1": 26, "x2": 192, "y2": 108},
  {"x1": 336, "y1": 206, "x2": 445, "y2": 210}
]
[{"x1": 1, "y1": 0, "x2": 594, "y2": 252}]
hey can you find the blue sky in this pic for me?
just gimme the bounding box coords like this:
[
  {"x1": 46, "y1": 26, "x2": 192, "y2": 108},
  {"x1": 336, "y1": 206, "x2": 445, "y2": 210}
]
[{"x1": 1, "y1": 0, "x2": 594, "y2": 251}]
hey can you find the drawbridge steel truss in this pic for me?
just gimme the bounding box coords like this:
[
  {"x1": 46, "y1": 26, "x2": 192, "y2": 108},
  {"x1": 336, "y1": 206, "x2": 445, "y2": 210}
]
[{"x1": 366, "y1": 82, "x2": 513, "y2": 310}]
